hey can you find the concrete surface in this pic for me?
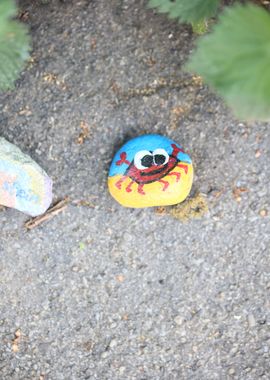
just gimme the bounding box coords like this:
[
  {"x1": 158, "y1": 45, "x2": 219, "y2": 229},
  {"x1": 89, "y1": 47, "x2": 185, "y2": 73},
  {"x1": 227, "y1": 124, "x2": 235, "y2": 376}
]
[{"x1": 0, "y1": 0, "x2": 269, "y2": 379}]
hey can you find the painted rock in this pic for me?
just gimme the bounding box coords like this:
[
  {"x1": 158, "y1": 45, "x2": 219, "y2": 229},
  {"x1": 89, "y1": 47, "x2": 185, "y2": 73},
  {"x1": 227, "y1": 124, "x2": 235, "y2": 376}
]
[
  {"x1": 0, "y1": 138, "x2": 52, "y2": 216},
  {"x1": 108, "y1": 134, "x2": 193, "y2": 208}
]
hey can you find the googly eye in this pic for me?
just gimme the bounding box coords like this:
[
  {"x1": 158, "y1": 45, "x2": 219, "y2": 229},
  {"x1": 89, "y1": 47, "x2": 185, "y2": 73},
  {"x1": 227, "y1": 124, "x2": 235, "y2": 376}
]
[
  {"x1": 153, "y1": 148, "x2": 169, "y2": 166},
  {"x1": 134, "y1": 150, "x2": 154, "y2": 170}
]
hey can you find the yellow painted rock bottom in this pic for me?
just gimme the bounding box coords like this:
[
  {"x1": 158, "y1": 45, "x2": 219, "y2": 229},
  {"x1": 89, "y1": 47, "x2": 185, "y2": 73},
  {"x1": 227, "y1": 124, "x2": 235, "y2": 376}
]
[{"x1": 108, "y1": 163, "x2": 193, "y2": 208}]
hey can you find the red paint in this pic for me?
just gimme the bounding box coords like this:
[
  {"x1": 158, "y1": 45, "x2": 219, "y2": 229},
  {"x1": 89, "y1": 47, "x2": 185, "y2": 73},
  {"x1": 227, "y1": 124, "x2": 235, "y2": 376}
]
[
  {"x1": 115, "y1": 144, "x2": 189, "y2": 195},
  {"x1": 116, "y1": 152, "x2": 130, "y2": 166}
]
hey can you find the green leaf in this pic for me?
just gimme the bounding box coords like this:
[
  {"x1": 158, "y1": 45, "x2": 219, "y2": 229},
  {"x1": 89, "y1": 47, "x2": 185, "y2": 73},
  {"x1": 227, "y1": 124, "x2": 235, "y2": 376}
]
[
  {"x1": 0, "y1": 0, "x2": 17, "y2": 19},
  {"x1": 187, "y1": 4, "x2": 270, "y2": 120},
  {"x1": 191, "y1": 19, "x2": 209, "y2": 35},
  {"x1": 148, "y1": 0, "x2": 221, "y2": 24},
  {"x1": 0, "y1": 0, "x2": 30, "y2": 91}
]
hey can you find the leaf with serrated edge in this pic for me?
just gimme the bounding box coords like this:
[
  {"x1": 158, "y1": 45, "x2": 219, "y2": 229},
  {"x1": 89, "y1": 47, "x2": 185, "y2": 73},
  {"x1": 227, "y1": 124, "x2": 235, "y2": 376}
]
[
  {"x1": 187, "y1": 4, "x2": 270, "y2": 120},
  {"x1": 0, "y1": 0, "x2": 30, "y2": 91},
  {"x1": 148, "y1": 0, "x2": 220, "y2": 23}
]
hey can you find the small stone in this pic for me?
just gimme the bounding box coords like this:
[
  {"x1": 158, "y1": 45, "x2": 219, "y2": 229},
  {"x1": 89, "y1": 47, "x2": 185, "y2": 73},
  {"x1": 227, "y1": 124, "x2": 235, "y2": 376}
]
[
  {"x1": 248, "y1": 314, "x2": 256, "y2": 328},
  {"x1": 116, "y1": 274, "x2": 125, "y2": 283},
  {"x1": 119, "y1": 366, "x2": 125, "y2": 375},
  {"x1": 174, "y1": 316, "x2": 184, "y2": 326},
  {"x1": 14, "y1": 329, "x2": 21, "y2": 338},
  {"x1": 0, "y1": 138, "x2": 52, "y2": 216},
  {"x1": 228, "y1": 368, "x2": 235, "y2": 375},
  {"x1": 259, "y1": 209, "x2": 268, "y2": 217},
  {"x1": 108, "y1": 134, "x2": 193, "y2": 208},
  {"x1": 12, "y1": 343, "x2": 19, "y2": 353},
  {"x1": 109, "y1": 339, "x2": 117, "y2": 348},
  {"x1": 255, "y1": 149, "x2": 262, "y2": 158}
]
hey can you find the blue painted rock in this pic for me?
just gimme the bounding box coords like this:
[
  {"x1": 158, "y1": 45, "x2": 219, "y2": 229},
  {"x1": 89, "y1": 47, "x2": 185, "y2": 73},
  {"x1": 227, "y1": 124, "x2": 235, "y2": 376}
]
[
  {"x1": 0, "y1": 138, "x2": 52, "y2": 216},
  {"x1": 108, "y1": 134, "x2": 193, "y2": 208}
]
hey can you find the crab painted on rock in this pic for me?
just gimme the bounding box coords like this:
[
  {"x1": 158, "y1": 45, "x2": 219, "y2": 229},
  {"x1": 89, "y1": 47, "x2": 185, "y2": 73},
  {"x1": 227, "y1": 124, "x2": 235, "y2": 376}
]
[
  {"x1": 108, "y1": 134, "x2": 193, "y2": 208},
  {"x1": 115, "y1": 143, "x2": 188, "y2": 195}
]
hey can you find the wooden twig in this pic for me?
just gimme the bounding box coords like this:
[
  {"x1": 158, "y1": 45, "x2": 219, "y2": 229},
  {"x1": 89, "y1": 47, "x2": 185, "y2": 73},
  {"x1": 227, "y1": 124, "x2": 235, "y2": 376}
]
[{"x1": 24, "y1": 197, "x2": 69, "y2": 230}]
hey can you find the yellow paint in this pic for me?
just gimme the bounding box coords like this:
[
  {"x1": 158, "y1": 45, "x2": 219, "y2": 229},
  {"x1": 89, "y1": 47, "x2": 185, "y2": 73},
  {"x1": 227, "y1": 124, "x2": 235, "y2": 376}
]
[
  {"x1": 26, "y1": 165, "x2": 45, "y2": 203},
  {"x1": 108, "y1": 163, "x2": 193, "y2": 208}
]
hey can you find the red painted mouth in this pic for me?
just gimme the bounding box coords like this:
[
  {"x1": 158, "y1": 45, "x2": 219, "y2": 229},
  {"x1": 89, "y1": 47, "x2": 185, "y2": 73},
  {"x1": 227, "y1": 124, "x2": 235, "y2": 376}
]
[
  {"x1": 140, "y1": 164, "x2": 168, "y2": 176},
  {"x1": 127, "y1": 157, "x2": 178, "y2": 184}
]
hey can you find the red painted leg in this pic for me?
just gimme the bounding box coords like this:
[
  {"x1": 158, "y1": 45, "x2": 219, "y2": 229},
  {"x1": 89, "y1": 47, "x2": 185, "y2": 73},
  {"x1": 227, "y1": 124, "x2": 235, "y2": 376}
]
[
  {"x1": 168, "y1": 171, "x2": 181, "y2": 182},
  {"x1": 126, "y1": 180, "x2": 134, "y2": 193},
  {"x1": 159, "y1": 179, "x2": 169, "y2": 191},
  {"x1": 116, "y1": 152, "x2": 130, "y2": 166},
  {"x1": 115, "y1": 176, "x2": 126, "y2": 190},
  {"x1": 137, "y1": 184, "x2": 145, "y2": 195},
  {"x1": 177, "y1": 163, "x2": 188, "y2": 174},
  {"x1": 171, "y1": 143, "x2": 184, "y2": 157}
]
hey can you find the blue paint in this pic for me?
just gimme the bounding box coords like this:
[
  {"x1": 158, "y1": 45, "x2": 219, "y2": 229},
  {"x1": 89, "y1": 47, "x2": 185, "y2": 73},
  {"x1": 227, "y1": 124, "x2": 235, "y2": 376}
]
[
  {"x1": 109, "y1": 134, "x2": 192, "y2": 177},
  {"x1": 3, "y1": 181, "x2": 40, "y2": 203},
  {"x1": 0, "y1": 137, "x2": 52, "y2": 216}
]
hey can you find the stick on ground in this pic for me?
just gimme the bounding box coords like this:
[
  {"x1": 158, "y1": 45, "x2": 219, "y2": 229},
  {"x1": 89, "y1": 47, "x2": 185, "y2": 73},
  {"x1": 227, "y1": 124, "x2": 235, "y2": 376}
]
[{"x1": 24, "y1": 197, "x2": 69, "y2": 230}]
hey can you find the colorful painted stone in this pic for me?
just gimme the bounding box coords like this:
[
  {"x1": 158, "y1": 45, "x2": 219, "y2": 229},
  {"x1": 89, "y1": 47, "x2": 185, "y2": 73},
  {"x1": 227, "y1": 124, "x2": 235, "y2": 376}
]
[
  {"x1": 108, "y1": 134, "x2": 193, "y2": 208},
  {"x1": 0, "y1": 138, "x2": 52, "y2": 216}
]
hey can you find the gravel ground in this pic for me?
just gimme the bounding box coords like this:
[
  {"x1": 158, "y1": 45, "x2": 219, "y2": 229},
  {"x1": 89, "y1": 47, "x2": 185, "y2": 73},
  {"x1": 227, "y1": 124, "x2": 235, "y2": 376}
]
[{"x1": 0, "y1": 1, "x2": 269, "y2": 379}]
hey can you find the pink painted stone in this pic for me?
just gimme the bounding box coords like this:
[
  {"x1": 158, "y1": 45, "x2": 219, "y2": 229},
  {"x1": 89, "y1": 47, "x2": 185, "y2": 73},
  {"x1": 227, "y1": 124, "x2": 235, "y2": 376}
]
[{"x1": 0, "y1": 138, "x2": 52, "y2": 216}]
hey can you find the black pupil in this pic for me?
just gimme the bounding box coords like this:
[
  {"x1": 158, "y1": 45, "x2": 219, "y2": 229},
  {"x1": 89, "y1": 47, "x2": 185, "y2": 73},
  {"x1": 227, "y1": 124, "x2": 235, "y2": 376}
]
[
  {"x1": 154, "y1": 154, "x2": 166, "y2": 165},
  {"x1": 140, "y1": 153, "x2": 167, "y2": 167},
  {"x1": 141, "y1": 155, "x2": 154, "y2": 167}
]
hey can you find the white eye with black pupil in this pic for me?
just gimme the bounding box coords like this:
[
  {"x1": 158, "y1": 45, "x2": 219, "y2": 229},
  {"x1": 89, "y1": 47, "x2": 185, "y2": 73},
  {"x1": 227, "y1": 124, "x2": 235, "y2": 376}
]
[
  {"x1": 153, "y1": 148, "x2": 169, "y2": 166},
  {"x1": 134, "y1": 150, "x2": 153, "y2": 169}
]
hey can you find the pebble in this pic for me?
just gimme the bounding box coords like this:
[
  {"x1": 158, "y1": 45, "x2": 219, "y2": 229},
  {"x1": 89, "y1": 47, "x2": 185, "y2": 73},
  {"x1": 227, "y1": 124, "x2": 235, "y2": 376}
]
[
  {"x1": 248, "y1": 314, "x2": 256, "y2": 328},
  {"x1": 174, "y1": 315, "x2": 184, "y2": 326},
  {"x1": 259, "y1": 209, "x2": 268, "y2": 217},
  {"x1": 108, "y1": 134, "x2": 193, "y2": 208},
  {"x1": 0, "y1": 138, "x2": 52, "y2": 216},
  {"x1": 119, "y1": 366, "x2": 125, "y2": 375},
  {"x1": 109, "y1": 339, "x2": 117, "y2": 348}
]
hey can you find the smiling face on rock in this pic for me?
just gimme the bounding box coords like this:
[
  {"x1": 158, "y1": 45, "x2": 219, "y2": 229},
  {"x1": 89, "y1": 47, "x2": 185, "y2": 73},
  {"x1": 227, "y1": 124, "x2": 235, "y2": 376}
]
[{"x1": 108, "y1": 134, "x2": 193, "y2": 208}]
